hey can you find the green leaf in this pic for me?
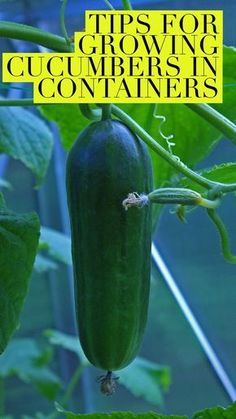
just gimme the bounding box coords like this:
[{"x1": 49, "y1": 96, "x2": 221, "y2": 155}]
[
  {"x1": 46, "y1": 330, "x2": 170, "y2": 407},
  {"x1": 40, "y1": 227, "x2": 72, "y2": 265},
  {"x1": 0, "y1": 338, "x2": 60, "y2": 400},
  {"x1": 0, "y1": 107, "x2": 53, "y2": 184},
  {"x1": 33, "y1": 367, "x2": 61, "y2": 400},
  {"x1": 118, "y1": 357, "x2": 171, "y2": 406},
  {"x1": 34, "y1": 345, "x2": 53, "y2": 368},
  {"x1": 193, "y1": 402, "x2": 236, "y2": 418},
  {"x1": 0, "y1": 207, "x2": 40, "y2": 353},
  {"x1": 60, "y1": 402, "x2": 236, "y2": 419},
  {"x1": 180, "y1": 163, "x2": 236, "y2": 193},
  {"x1": 34, "y1": 254, "x2": 58, "y2": 273},
  {"x1": 45, "y1": 329, "x2": 89, "y2": 366},
  {"x1": 213, "y1": 46, "x2": 236, "y2": 124},
  {"x1": 40, "y1": 104, "x2": 89, "y2": 151},
  {"x1": 60, "y1": 410, "x2": 186, "y2": 419}
]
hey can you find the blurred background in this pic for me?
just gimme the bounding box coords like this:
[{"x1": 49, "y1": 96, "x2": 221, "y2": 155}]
[{"x1": 0, "y1": 0, "x2": 236, "y2": 418}]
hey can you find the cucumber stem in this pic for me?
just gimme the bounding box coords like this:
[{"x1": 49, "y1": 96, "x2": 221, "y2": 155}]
[
  {"x1": 101, "y1": 104, "x2": 112, "y2": 120},
  {"x1": 79, "y1": 104, "x2": 100, "y2": 120}
]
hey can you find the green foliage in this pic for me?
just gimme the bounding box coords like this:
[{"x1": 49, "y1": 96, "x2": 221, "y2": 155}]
[
  {"x1": 119, "y1": 102, "x2": 219, "y2": 190},
  {"x1": 60, "y1": 402, "x2": 236, "y2": 419},
  {"x1": 59, "y1": 408, "x2": 186, "y2": 418},
  {"x1": 0, "y1": 107, "x2": 53, "y2": 184},
  {"x1": 40, "y1": 226, "x2": 72, "y2": 265},
  {"x1": 45, "y1": 329, "x2": 88, "y2": 366},
  {"x1": 33, "y1": 227, "x2": 71, "y2": 273},
  {"x1": 179, "y1": 163, "x2": 236, "y2": 193},
  {"x1": 46, "y1": 329, "x2": 171, "y2": 406},
  {"x1": 0, "y1": 4, "x2": 235, "y2": 419},
  {"x1": 34, "y1": 254, "x2": 58, "y2": 273},
  {"x1": 62, "y1": 413, "x2": 186, "y2": 419},
  {"x1": 192, "y1": 402, "x2": 236, "y2": 418},
  {"x1": 39, "y1": 47, "x2": 236, "y2": 195},
  {"x1": 0, "y1": 199, "x2": 40, "y2": 353},
  {"x1": 214, "y1": 46, "x2": 236, "y2": 126},
  {"x1": 0, "y1": 338, "x2": 61, "y2": 400},
  {"x1": 117, "y1": 358, "x2": 170, "y2": 406},
  {"x1": 40, "y1": 104, "x2": 89, "y2": 151}
]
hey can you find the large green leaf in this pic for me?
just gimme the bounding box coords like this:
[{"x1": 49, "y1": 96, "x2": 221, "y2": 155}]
[
  {"x1": 45, "y1": 329, "x2": 89, "y2": 366},
  {"x1": 34, "y1": 254, "x2": 58, "y2": 273},
  {"x1": 180, "y1": 163, "x2": 236, "y2": 193},
  {"x1": 40, "y1": 226, "x2": 72, "y2": 265},
  {"x1": 59, "y1": 409, "x2": 186, "y2": 419},
  {"x1": 46, "y1": 329, "x2": 170, "y2": 406},
  {"x1": 40, "y1": 104, "x2": 89, "y2": 151},
  {"x1": 213, "y1": 46, "x2": 236, "y2": 123},
  {"x1": 117, "y1": 358, "x2": 170, "y2": 406},
  {"x1": 0, "y1": 107, "x2": 53, "y2": 184},
  {"x1": 0, "y1": 200, "x2": 40, "y2": 353},
  {"x1": 60, "y1": 402, "x2": 236, "y2": 419},
  {"x1": 192, "y1": 402, "x2": 236, "y2": 418},
  {"x1": 0, "y1": 338, "x2": 60, "y2": 400}
]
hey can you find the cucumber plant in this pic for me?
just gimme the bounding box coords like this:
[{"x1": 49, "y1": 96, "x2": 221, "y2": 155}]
[{"x1": 0, "y1": 0, "x2": 236, "y2": 415}]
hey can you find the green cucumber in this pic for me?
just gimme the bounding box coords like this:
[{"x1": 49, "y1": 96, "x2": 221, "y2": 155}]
[{"x1": 66, "y1": 119, "x2": 153, "y2": 372}]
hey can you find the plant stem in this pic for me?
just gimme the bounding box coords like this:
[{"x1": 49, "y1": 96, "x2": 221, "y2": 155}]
[
  {"x1": 60, "y1": 0, "x2": 71, "y2": 47},
  {"x1": 101, "y1": 104, "x2": 112, "y2": 120},
  {"x1": 79, "y1": 104, "x2": 101, "y2": 120},
  {"x1": 111, "y1": 104, "x2": 236, "y2": 193},
  {"x1": 111, "y1": 105, "x2": 212, "y2": 189},
  {"x1": 50, "y1": 366, "x2": 84, "y2": 419},
  {"x1": 121, "y1": 0, "x2": 133, "y2": 9},
  {"x1": 60, "y1": 365, "x2": 84, "y2": 406},
  {"x1": 0, "y1": 21, "x2": 71, "y2": 52},
  {"x1": 187, "y1": 103, "x2": 236, "y2": 142},
  {"x1": 200, "y1": 197, "x2": 220, "y2": 209}
]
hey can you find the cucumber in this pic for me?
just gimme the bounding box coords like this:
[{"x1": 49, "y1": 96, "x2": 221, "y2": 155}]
[{"x1": 66, "y1": 119, "x2": 153, "y2": 372}]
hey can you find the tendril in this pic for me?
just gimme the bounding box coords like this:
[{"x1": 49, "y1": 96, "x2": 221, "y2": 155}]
[
  {"x1": 207, "y1": 209, "x2": 236, "y2": 264},
  {"x1": 60, "y1": 0, "x2": 72, "y2": 49},
  {"x1": 153, "y1": 104, "x2": 175, "y2": 155},
  {"x1": 102, "y1": 0, "x2": 115, "y2": 9}
]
